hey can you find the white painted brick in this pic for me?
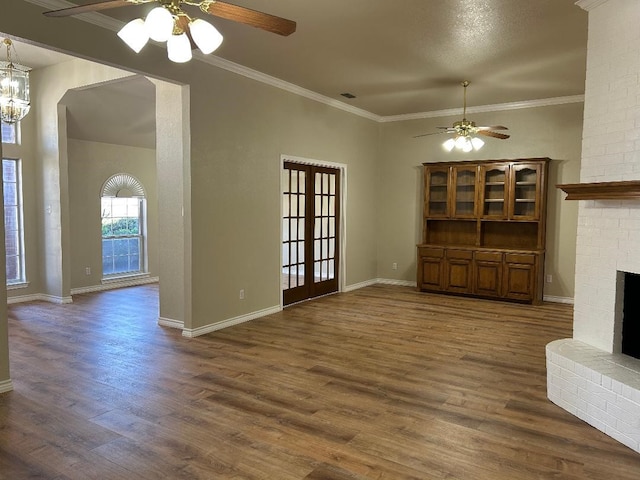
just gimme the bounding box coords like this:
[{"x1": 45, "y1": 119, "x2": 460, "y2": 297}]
[
  {"x1": 587, "y1": 403, "x2": 617, "y2": 427},
  {"x1": 608, "y1": 402, "x2": 638, "y2": 427},
  {"x1": 580, "y1": 411, "x2": 608, "y2": 433},
  {"x1": 606, "y1": 426, "x2": 638, "y2": 452},
  {"x1": 586, "y1": 380, "x2": 618, "y2": 406},
  {"x1": 561, "y1": 368, "x2": 588, "y2": 390}
]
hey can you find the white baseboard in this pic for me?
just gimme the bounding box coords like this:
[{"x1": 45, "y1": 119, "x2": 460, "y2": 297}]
[
  {"x1": 71, "y1": 276, "x2": 159, "y2": 295},
  {"x1": 543, "y1": 295, "x2": 575, "y2": 304},
  {"x1": 0, "y1": 379, "x2": 14, "y2": 394},
  {"x1": 343, "y1": 279, "x2": 378, "y2": 292},
  {"x1": 8, "y1": 293, "x2": 73, "y2": 305},
  {"x1": 182, "y1": 305, "x2": 282, "y2": 338},
  {"x1": 376, "y1": 278, "x2": 417, "y2": 287},
  {"x1": 158, "y1": 317, "x2": 184, "y2": 329}
]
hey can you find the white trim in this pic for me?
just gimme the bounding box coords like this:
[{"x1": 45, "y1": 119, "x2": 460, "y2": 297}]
[
  {"x1": 71, "y1": 276, "x2": 158, "y2": 295},
  {"x1": 343, "y1": 279, "x2": 378, "y2": 292},
  {"x1": 280, "y1": 155, "x2": 348, "y2": 308},
  {"x1": 181, "y1": 305, "x2": 281, "y2": 338},
  {"x1": 376, "y1": 278, "x2": 417, "y2": 288},
  {"x1": 25, "y1": 0, "x2": 123, "y2": 31},
  {"x1": 0, "y1": 379, "x2": 13, "y2": 394},
  {"x1": 7, "y1": 293, "x2": 42, "y2": 304},
  {"x1": 543, "y1": 295, "x2": 575, "y2": 305},
  {"x1": 25, "y1": 0, "x2": 585, "y2": 124},
  {"x1": 381, "y1": 95, "x2": 585, "y2": 123},
  {"x1": 158, "y1": 316, "x2": 184, "y2": 329},
  {"x1": 575, "y1": 0, "x2": 610, "y2": 12},
  {"x1": 7, "y1": 281, "x2": 30, "y2": 291},
  {"x1": 8, "y1": 294, "x2": 73, "y2": 304}
]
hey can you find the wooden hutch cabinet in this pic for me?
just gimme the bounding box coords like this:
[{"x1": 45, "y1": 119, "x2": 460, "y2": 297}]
[{"x1": 417, "y1": 158, "x2": 549, "y2": 304}]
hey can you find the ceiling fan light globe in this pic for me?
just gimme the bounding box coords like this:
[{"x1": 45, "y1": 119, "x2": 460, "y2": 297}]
[
  {"x1": 471, "y1": 137, "x2": 485, "y2": 150},
  {"x1": 454, "y1": 136, "x2": 467, "y2": 150},
  {"x1": 167, "y1": 33, "x2": 192, "y2": 63},
  {"x1": 190, "y1": 19, "x2": 223, "y2": 55},
  {"x1": 442, "y1": 138, "x2": 456, "y2": 152},
  {"x1": 118, "y1": 19, "x2": 149, "y2": 53},
  {"x1": 145, "y1": 7, "x2": 174, "y2": 42}
]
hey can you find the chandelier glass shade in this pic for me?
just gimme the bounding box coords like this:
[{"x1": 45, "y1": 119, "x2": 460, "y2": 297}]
[
  {"x1": 117, "y1": 4, "x2": 223, "y2": 63},
  {"x1": 0, "y1": 39, "x2": 31, "y2": 125}
]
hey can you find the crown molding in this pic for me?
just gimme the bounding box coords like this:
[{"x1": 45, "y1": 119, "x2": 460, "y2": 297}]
[
  {"x1": 575, "y1": 0, "x2": 610, "y2": 12},
  {"x1": 380, "y1": 95, "x2": 585, "y2": 123},
  {"x1": 24, "y1": 0, "x2": 123, "y2": 30},
  {"x1": 24, "y1": 0, "x2": 585, "y2": 124}
]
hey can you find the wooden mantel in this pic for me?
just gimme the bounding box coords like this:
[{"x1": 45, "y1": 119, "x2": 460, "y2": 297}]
[{"x1": 557, "y1": 181, "x2": 640, "y2": 200}]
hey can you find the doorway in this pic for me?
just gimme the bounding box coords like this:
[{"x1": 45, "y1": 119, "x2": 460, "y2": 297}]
[{"x1": 282, "y1": 161, "x2": 340, "y2": 306}]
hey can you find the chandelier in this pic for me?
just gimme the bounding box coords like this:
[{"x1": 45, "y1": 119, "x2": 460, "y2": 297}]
[
  {"x1": 0, "y1": 39, "x2": 31, "y2": 124},
  {"x1": 118, "y1": 0, "x2": 223, "y2": 63}
]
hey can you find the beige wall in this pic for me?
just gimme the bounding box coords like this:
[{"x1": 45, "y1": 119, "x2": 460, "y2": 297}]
[
  {"x1": 67, "y1": 139, "x2": 159, "y2": 289},
  {"x1": 187, "y1": 66, "x2": 379, "y2": 327},
  {"x1": 31, "y1": 59, "x2": 134, "y2": 301},
  {"x1": 378, "y1": 102, "x2": 583, "y2": 300}
]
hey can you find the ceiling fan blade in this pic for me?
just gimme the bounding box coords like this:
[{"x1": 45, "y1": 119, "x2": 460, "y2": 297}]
[
  {"x1": 204, "y1": 1, "x2": 296, "y2": 36},
  {"x1": 476, "y1": 125, "x2": 509, "y2": 131},
  {"x1": 477, "y1": 130, "x2": 510, "y2": 139},
  {"x1": 436, "y1": 126, "x2": 456, "y2": 130},
  {"x1": 414, "y1": 131, "x2": 448, "y2": 138},
  {"x1": 175, "y1": 15, "x2": 198, "y2": 50},
  {"x1": 43, "y1": 0, "x2": 134, "y2": 17}
]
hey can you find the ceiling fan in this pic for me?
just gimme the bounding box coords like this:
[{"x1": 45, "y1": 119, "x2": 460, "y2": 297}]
[
  {"x1": 415, "y1": 81, "x2": 510, "y2": 152},
  {"x1": 42, "y1": 1, "x2": 296, "y2": 62}
]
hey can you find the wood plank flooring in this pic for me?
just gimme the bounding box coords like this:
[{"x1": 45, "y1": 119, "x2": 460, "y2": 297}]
[{"x1": 2, "y1": 284, "x2": 640, "y2": 479}]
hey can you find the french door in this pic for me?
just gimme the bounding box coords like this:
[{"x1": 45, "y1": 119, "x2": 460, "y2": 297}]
[{"x1": 282, "y1": 162, "x2": 340, "y2": 306}]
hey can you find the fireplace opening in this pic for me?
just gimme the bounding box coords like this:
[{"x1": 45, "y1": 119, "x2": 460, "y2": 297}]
[{"x1": 622, "y1": 272, "x2": 640, "y2": 360}]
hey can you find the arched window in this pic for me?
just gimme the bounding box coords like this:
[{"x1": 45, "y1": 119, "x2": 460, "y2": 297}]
[{"x1": 100, "y1": 174, "x2": 146, "y2": 278}]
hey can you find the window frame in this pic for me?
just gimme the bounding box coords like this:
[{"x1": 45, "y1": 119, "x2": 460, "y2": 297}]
[
  {"x1": 2, "y1": 157, "x2": 26, "y2": 287},
  {"x1": 101, "y1": 195, "x2": 147, "y2": 279}
]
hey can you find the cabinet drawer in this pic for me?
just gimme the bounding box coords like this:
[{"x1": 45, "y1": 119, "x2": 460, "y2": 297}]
[
  {"x1": 418, "y1": 247, "x2": 445, "y2": 258},
  {"x1": 447, "y1": 249, "x2": 473, "y2": 260},
  {"x1": 475, "y1": 251, "x2": 502, "y2": 262},
  {"x1": 505, "y1": 253, "x2": 536, "y2": 265}
]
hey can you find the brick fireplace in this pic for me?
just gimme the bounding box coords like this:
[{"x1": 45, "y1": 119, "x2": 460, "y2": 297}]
[{"x1": 546, "y1": 0, "x2": 640, "y2": 453}]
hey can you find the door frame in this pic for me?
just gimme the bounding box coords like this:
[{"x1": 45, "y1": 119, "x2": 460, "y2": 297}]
[{"x1": 280, "y1": 155, "x2": 347, "y2": 308}]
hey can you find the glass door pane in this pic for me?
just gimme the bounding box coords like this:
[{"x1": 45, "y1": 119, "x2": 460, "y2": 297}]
[
  {"x1": 482, "y1": 165, "x2": 508, "y2": 218},
  {"x1": 453, "y1": 167, "x2": 477, "y2": 218},
  {"x1": 512, "y1": 165, "x2": 539, "y2": 219}
]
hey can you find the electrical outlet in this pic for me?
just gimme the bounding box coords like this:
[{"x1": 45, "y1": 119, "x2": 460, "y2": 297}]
[
  {"x1": 392, "y1": 262, "x2": 398, "y2": 270},
  {"x1": 239, "y1": 289, "x2": 245, "y2": 300},
  {"x1": 85, "y1": 267, "x2": 91, "y2": 276},
  {"x1": 546, "y1": 274, "x2": 552, "y2": 283}
]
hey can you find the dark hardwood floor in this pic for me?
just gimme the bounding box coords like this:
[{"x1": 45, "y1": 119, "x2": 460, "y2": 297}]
[{"x1": 2, "y1": 284, "x2": 640, "y2": 479}]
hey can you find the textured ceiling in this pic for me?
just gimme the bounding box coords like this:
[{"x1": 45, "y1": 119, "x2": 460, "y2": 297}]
[{"x1": 8, "y1": 0, "x2": 589, "y2": 148}]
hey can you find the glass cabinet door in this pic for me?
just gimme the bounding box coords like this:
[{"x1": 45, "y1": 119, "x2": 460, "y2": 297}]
[
  {"x1": 510, "y1": 164, "x2": 541, "y2": 220},
  {"x1": 481, "y1": 164, "x2": 509, "y2": 218},
  {"x1": 425, "y1": 167, "x2": 450, "y2": 217},
  {"x1": 452, "y1": 166, "x2": 478, "y2": 218}
]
